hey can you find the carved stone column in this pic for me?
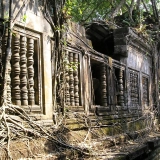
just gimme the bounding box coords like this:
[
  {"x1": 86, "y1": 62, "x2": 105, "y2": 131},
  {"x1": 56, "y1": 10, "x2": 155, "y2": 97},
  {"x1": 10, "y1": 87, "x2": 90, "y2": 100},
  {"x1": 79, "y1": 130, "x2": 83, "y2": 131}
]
[
  {"x1": 12, "y1": 34, "x2": 21, "y2": 105},
  {"x1": 69, "y1": 52, "x2": 75, "y2": 106},
  {"x1": 65, "y1": 51, "x2": 70, "y2": 105},
  {"x1": 27, "y1": 38, "x2": 35, "y2": 105},
  {"x1": 20, "y1": 36, "x2": 28, "y2": 105},
  {"x1": 101, "y1": 64, "x2": 107, "y2": 107},
  {"x1": 118, "y1": 69, "x2": 124, "y2": 106},
  {"x1": 73, "y1": 53, "x2": 79, "y2": 106}
]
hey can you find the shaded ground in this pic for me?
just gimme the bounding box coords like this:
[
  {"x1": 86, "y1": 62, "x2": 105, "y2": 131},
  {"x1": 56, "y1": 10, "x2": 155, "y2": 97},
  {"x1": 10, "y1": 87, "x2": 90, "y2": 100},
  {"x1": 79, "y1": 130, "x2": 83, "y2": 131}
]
[{"x1": 1, "y1": 129, "x2": 160, "y2": 160}]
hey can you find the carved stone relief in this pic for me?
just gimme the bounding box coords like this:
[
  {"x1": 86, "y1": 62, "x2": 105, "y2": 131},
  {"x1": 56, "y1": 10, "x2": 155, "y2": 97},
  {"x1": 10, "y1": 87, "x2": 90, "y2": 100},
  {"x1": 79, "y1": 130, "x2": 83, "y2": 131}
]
[
  {"x1": 142, "y1": 76, "x2": 149, "y2": 107},
  {"x1": 129, "y1": 70, "x2": 139, "y2": 108}
]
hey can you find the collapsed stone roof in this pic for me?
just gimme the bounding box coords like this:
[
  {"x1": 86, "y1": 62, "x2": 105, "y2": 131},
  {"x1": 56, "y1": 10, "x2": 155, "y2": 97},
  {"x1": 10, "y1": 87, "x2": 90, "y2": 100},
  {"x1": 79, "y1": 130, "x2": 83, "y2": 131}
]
[{"x1": 85, "y1": 21, "x2": 152, "y2": 58}]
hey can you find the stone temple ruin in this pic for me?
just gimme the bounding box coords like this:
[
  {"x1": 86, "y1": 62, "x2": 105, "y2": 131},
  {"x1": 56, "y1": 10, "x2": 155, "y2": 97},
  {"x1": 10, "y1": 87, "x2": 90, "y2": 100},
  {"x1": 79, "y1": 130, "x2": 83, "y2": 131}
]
[{"x1": 0, "y1": 1, "x2": 160, "y2": 159}]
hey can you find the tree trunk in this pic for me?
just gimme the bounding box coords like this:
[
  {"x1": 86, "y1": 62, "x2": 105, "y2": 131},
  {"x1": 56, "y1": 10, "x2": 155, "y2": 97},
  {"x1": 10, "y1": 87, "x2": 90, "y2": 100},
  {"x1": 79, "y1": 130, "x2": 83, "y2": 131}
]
[{"x1": 2, "y1": 0, "x2": 12, "y2": 105}]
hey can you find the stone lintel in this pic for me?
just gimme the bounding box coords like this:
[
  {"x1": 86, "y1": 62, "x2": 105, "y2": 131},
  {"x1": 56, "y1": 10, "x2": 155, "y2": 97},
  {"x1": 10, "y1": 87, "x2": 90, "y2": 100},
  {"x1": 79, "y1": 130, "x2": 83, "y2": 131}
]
[{"x1": 113, "y1": 27, "x2": 152, "y2": 57}]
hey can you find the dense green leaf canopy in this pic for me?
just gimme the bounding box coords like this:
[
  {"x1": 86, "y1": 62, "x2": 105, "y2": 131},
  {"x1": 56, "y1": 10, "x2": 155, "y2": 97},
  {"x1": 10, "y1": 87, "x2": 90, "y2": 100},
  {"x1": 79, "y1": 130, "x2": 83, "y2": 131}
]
[{"x1": 64, "y1": 0, "x2": 160, "y2": 27}]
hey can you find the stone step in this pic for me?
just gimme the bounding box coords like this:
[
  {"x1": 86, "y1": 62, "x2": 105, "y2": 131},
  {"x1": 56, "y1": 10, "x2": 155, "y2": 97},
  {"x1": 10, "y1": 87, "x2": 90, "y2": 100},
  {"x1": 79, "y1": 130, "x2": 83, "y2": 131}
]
[
  {"x1": 147, "y1": 138, "x2": 160, "y2": 149},
  {"x1": 66, "y1": 106, "x2": 85, "y2": 112}
]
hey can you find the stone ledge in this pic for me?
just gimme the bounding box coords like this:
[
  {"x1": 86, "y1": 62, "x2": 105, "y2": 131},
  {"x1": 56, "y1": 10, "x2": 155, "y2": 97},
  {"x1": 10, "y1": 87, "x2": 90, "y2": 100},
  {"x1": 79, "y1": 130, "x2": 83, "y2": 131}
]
[
  {"x1": 147, "y1": 138, "x2": 160, "y2": 149},
  {"x1": 126, "y1": 144, "x2": 148, "y2": 160}
]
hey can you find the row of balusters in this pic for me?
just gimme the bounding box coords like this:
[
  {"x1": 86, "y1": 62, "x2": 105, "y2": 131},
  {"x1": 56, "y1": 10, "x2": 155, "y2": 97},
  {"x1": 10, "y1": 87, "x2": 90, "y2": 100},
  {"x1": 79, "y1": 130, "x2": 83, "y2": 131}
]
[
  {"x1": 101, "y1": 64, "x2": 124, "y2": 107},
  {"x1": 11, "y1": 34, "x2": 35, "y2": 106},
  {"x1": 65, "y1": 52, "x2": 80, "y2": 106},
  {"x1": 65, "y1": 61, "x2": 125, "y2": 107},
  {"x1": 1, "y1": 31, "x2": 126, "y2": 108}
]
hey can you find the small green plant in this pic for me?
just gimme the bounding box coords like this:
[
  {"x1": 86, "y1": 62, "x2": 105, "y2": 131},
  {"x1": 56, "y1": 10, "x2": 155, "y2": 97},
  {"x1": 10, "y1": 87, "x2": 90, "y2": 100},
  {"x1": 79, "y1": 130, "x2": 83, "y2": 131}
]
[
  {"x1": 21, "y1": 14, "x2": 27, "y2": 22},
  {"x1": 68, "y1": 61, "x2": 79, "y2": 71},
  {"x1": 3, "y1": 11, "x2": 9, "y2": 24},
  {"x1": 63, "y1": 58, "x2": 79, "y2": 71},
  {"x1": 8, "y1": 29, "x2": 16, "y2": 36},
  {"x1": 4, "y1": 11, "x2": 9, "y2": 20}
]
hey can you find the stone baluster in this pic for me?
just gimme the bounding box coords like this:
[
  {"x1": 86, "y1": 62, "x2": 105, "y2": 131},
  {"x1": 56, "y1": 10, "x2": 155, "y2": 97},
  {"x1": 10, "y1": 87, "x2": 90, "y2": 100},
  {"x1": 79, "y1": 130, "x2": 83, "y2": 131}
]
[
  {"x1": 20, "y1": 36, "x2": 28, "y2": 105},
  {"x1": 73, "y1": 53, "x2": 79, "y2": 106},
  {"x1": 65, "y1": 51, "x2": 70, "y2": 105},
  {"x1": 101, "y1": 64, "x2": 107, "y2": 107},
  {"x1": 12, "y1": 34, "x2": 21, "y2": 105},
  {"x1": 27, "y1": 38, "x2": 35, "y2": 105},
  {"x1": 118, "y1": 69, "x2": 124, "y2": 106},
  {"x1": 69, "y1": 52, "x2": 75, "y2": 106}
]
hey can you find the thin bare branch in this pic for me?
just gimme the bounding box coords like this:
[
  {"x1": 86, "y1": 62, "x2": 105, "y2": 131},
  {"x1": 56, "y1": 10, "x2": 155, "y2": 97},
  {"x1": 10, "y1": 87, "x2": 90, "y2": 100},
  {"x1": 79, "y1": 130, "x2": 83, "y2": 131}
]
[
  {"x1": 110, "y1": 0, "x2": 126, "y2": 18},
  {"x1": 81, "y1": 1, "x2": 104, "y2": 23},
  {"x1": 150, "y1": 0, "x2": 159, "y2": 22},
  {"x1": 142, "y1": 0, "x2": 149, "y2": 13},
  {"x1": 129, "y1": 0, "x2": 135, "y2": 22},
  {"x1": 136, "y1": 0, "x2": 141, "y2": 10}
]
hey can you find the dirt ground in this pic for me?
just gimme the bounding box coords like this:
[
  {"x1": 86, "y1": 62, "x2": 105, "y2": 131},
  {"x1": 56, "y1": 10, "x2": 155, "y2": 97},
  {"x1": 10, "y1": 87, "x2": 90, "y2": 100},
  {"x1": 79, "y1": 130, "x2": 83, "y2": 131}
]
[{"x1": 0, "y1": 138, "x2": 59, "y2": 160}]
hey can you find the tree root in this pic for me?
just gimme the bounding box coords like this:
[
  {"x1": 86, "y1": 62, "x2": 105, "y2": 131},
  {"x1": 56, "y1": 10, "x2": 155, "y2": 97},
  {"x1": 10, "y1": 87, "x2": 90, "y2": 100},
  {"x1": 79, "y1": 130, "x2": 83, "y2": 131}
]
[{"x1": 0, "y1": 104, "x2": 89, "y2": 159}]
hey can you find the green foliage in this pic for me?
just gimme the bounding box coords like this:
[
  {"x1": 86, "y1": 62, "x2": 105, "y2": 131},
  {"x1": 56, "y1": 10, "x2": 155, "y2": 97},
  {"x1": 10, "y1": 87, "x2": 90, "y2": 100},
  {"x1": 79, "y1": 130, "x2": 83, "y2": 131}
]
[
  {"x1": 63, "y1": 57, "x2": 79, "y2": 71},
  {"x1": 64, "y1": 0, "x2": 115, "y2": 23},
  {"x1": 67, "y1": 62, "x2": 79, "y2": 71},
  {"x1": 21, "y1": 14, "x2": 27, "y2": 22},
  {"x1": 4, "y1": 11, "x2": 9, "y2": 20},
  {"x1": 3, "y1": 11, "x2": 9, "y2": 24},
  {"x1": 64, "y1": 0, "x2": 160, "y2": 27},
  {"x1": 8, "y1": 29, "x2": 16, "y2": 36}
]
